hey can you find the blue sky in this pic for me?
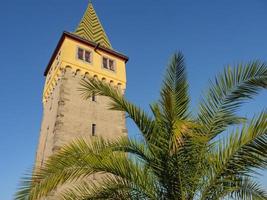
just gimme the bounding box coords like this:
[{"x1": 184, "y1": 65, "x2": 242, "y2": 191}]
[{"x1": 0, "y1": 0, "x2": 267, "y2": 199}]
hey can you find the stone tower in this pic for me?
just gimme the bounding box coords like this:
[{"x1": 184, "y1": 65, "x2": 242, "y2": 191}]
[{"x1": 35, "y1": 3, "x2": 128, "y2": 168}]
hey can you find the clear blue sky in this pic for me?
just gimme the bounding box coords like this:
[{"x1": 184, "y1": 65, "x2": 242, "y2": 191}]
[{"x1": 0, "y1": 0, "x2": 267, "y2": 199}]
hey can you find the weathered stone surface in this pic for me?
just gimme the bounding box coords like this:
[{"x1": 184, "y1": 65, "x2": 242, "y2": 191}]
[{"x1": 35, "y1": 68, "x2": 127, "y2": 168}]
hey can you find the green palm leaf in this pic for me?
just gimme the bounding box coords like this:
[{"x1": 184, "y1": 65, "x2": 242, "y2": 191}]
[
  {"x1": 201, "y1": 111, "x2": 267, "y2": 199},
  {"x1": 16, "y1": 53, "x2": 267, "y2": 200},
  {"x1": 229, "y1": 177, "x2": 267, "y2": 200},
  {"x1": 160, "y1": 52, "x2": 189, "y2": 121},
  {"x1": 198, "y1": 62, "x2": 267, "y2": 139}
]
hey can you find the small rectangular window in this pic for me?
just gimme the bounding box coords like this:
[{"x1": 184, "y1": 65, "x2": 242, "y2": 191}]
[
  {"x1": 78, "y1": 48, "x2": 84, "y2": 60},
  {"x1": 109, "y1": 60, "x2": 115, "y2": 71},
  {"x1": 103, "y1": 57, "x2": 108, "y2": 69},
  {"x1": 92, "y1": 92, "x2": 96, "y2": 102},
  {"x1": 103, "y1": 57, "x2": 115, "y2": 71},
  {"x1": 92, "y1": 124, "x2": 96, "y2": 136},
  {"x1": 77, "y1": 48, "x2": 92, "y2": 63},
  {"x1": 85, "y1": 51, "x2": 91, "y2": 63}
]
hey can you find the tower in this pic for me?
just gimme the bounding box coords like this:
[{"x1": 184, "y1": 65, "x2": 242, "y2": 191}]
[{"x1": 35, "y1": 3, "x2": 128, "y2": 168}]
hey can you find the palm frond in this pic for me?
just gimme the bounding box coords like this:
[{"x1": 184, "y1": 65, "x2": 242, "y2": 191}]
[
  {"x1": 16, "y1": 138, "x2": 158, "y2": 200},
  {"x1": 16, "y1": 53, "x2": 267, "y2": 200},
  {"x1": 198, "y1": 62, "x2": 267, "y2": 139},
  {"x1": 79, "y1": 78, "x2": 155, "y2": 141},
  {"x1": 60, "y1": 173, "x2": 156, "y2": 200},
  {"x1": 201, "y1": 111, "x2": 267, "y2": 199},
  {"x1": 60, "y1": 179, "x2": 133, "y2": 200},
  {"x1": 229, "y1": 177, "x2": 267, "y2": 200},
  {"x1": 110, "y1": 137, "x2": 153, "y2": 164},
  {"x1": 160, "y1": 52, "x2": 189, "y2": 122},
  {"x1": 15, "y1": 170, "x2": 33, "y2": 200}
]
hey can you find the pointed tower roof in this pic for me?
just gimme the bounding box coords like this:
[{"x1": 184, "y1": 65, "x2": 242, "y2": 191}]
[{"x1": 74, "y1": 3, "x2": 112, "y2": 49}]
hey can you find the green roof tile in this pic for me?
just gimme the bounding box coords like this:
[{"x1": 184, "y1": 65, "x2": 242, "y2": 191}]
[{"x1": 74, "y1": 3, "x2": 112, "y2": 49}]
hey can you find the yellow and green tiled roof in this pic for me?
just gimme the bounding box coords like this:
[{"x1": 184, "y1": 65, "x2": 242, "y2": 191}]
[{"x1": 74, "y1": 3, "x2": 112, "y2": 49}]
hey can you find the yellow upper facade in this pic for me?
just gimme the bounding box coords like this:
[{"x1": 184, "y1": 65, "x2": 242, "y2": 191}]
[{"x1": 42, "y1": 3, "x2": 128, "y2": 103}]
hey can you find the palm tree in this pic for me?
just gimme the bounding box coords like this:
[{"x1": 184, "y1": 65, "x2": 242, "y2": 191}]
[{"x1": 16, "y1": 53, "x2": 267, "y2": 200}]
